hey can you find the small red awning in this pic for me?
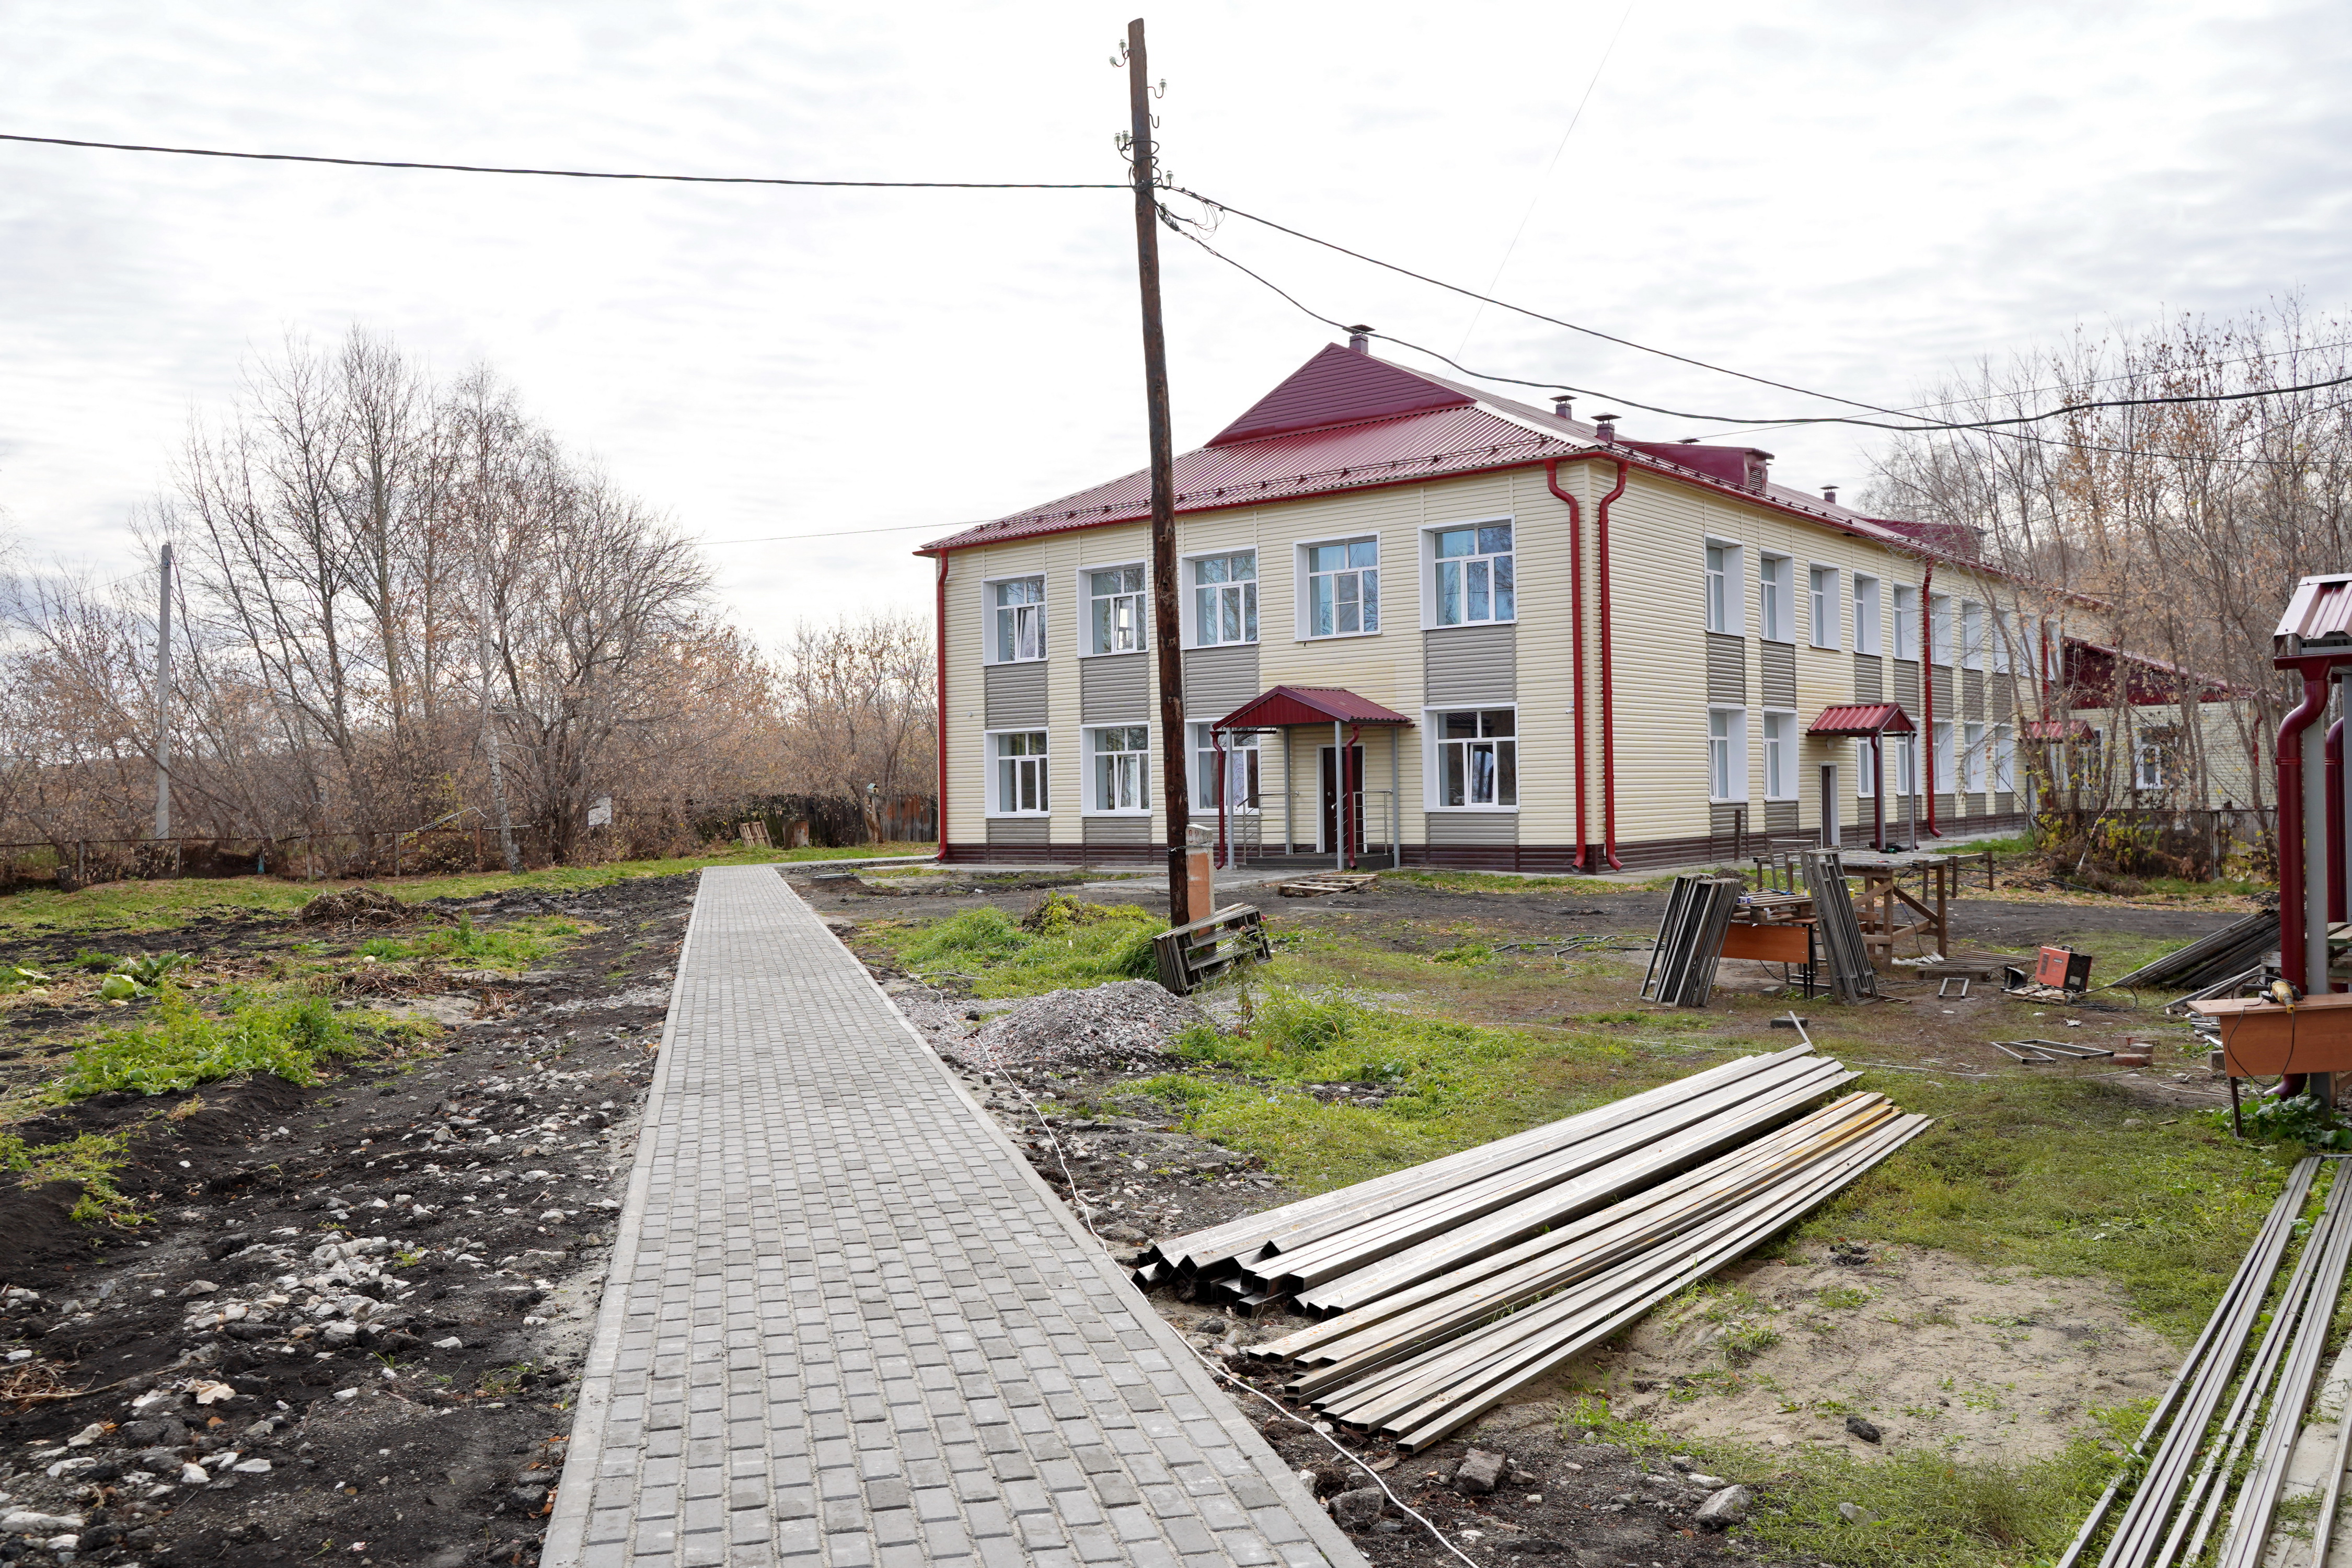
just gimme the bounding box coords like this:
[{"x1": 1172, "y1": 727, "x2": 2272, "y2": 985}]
[
  {"x1": 1214, "y1": 685, "x2": 1414, "y2": 730},
  {"x1": 1808, "y1": 702, "x2": 1916, "y2": 737},
  {"x1": 2024, "y1": 719, "x2": 2094, "y2": 741}
]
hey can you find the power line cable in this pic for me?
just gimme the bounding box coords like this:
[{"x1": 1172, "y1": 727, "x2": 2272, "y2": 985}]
[{"x1": 0, "y1": 131, "x2": 1127, "y2": 189}]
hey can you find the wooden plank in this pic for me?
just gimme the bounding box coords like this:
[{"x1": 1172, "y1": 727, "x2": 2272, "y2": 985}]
[
  {"x1": 2189, "y1": 992, "x2": 2352, "y2": 1076},
  {"x1": 1720, "y1": 923, "x2": 1813, "y2": 964}
]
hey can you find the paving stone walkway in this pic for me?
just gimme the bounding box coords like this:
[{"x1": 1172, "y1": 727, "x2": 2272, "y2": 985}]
[{"x1": 545, "y1": 866, "x2": 1366, "y2": 1568}]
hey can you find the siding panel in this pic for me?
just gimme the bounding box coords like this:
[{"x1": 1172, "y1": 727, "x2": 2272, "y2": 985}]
[
  {"x1": 1991, "y1": 673, "x2": 2014, "y2": 716},
  {"x1": 984, "y1": 661, "x2": 1050, "y2": 729},
  {"x1": 1853, "y1": 653, "x2": 1883, "y2": 702},
  {"x1": 1962, "y1": 668, "x2": 1985, "y2": 721},
  {"x1": 1423, "y1": 625, "x2": 1517, "y2": 706},
  {"x1": 1079, "y1": 653, "x2": 1148, "y2": 723},
  {"x1": 1182, "y1": 644, "x2": 1262, "y2": 719},
  {"x1": 1425, "y1": 812, "x2": 1519, "y2": 846},
  {"x1": 1931, "y1": 664, "x2": 1955, "y2": 717},
  {"x1": 1893, "y1": 659, "x2": 1921, "y2": 719},
  {"x1": 986, "y1": 817, "x2": 1050, "y2": 846},
  {"x1": 1765, "y1": 800, "x2": 1799, "y2": 834},
  {"x1": 1082, "y1": 816, "x2": 1151, "y2": 845},
  {"x1": 1760, "y1": 642, "x2": 1796, "y2": 708},
  {"x1": 1706, "y1": 633, "x2": 1747, "y2": 704}
]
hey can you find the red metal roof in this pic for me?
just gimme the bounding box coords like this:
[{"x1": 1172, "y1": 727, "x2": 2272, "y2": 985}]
[
  {"x1": 917, "y1": 344, "x2": 1958, "y2": 560},
  {"x1": 2275, "y1": 574, "x2": 2352, "y2": 652},
  {"x1": 1808, "y1": 702, "x2": 1915, "y2": 736},
  {"x1": 2023, "y1": 719, "x2": 2094, "y2": 741},
  {"x1": 1213, "y1": 685, "x2": 1414, "y2": 730}
]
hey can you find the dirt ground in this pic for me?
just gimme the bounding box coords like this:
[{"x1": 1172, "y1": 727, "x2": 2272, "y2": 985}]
[{"x1": 0, "y1": 873, "x2": 694, "y2": 1568}]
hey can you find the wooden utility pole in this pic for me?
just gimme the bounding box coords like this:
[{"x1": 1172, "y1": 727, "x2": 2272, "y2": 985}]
[
  {"x1": 1128, "y1": 15, "x2": 1192, "y2": 925},
  {"x1": 153, "y1": 541, "x2": 174, "y2": 841}
]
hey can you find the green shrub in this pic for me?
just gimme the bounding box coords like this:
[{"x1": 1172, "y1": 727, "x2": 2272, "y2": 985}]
[
  {"x1": 891, "y1": 903, "x2": 1160, "y2": 996},
  {"x1": 66, "y1": 991, "x2": 359, "y2": 1098}
]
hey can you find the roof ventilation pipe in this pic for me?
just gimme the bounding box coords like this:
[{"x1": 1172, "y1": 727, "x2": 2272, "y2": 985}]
[
  {"x1": 1346, "y1": 325, "x2": 1373, "y2": 353},
  {"x1": 1552, "y1": 393, "x2": 1574, "y2": 420},
  {"x1": 1594, "y1": 413, "x2": 1619, "y2": 446},
  {"x1": 1823, "y1": 485, "x2": 1840, "y2": 505}
]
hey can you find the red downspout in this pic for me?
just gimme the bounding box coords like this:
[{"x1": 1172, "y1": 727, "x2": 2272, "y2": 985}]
[
  {"x1": 1347, "y1": 722, "x2": 1363, "y2": 870},
  {"x1": 1595, "y1": 458, "x2": 1631, "y2": 869},
  {"x1": 1543, "y1": 458, "x2": 1590, "y2": 870},
  {"x1": 1921, "y1": 561, "x2": 1939, "y2": 838},
  {"x1": 1214, "y1": 729, "x2": 1230, "y2": 870},
  {"x1": 934, "y1": 555, "x2": 950, "y2": 862},
  {"x1": 2330, "y1": 718, "x2": 2346, "y2": 930},
  {"x1": 2278, "y1": 671, "x2": 2330, "y2": 997}
]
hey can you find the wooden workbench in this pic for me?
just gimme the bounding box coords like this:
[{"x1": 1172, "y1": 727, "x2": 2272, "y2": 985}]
[{"x1": 1838, "y1": 852, "x2": 1956, "y2": 961}]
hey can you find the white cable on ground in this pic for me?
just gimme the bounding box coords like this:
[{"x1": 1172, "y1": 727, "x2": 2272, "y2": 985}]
[{"x1": 965, "y1": 1023, "x2": 1480, "y2": 1568}]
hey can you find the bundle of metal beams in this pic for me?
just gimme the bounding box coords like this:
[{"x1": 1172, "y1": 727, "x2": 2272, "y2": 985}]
[
  {"x1": 2109, "y1": 909, "x2": 2281, "y2": 990},
  {"x1": 1989, "y1": 1037, "x2": 2115, "y2": 1064},
  {"x1": 1801, "y1": 849, "x2": 1881, "y2": 1002},
  {"x1": 1132, "y1": 1046, "x2": 1841, "y2": 1309},
  {"x1": 1642, "y1": 874, "x2": 1746, "y2": 1006},
  {"x1": 1244, "y1": 1090, "x2": 1928, "y2": 1451},
  {"x1": 2058, "y1": 1156, "x2": 2352, "y2": 1568}
]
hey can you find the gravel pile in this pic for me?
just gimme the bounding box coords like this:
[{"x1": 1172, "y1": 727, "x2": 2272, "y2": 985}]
[{"x1": 933, "y1": 981, "x2": 1204, "y2": 1073}]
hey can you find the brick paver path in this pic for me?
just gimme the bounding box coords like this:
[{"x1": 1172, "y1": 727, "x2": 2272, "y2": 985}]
[{"x1": 545, "y1": 866, "x2": 1366, "y2": 1568}]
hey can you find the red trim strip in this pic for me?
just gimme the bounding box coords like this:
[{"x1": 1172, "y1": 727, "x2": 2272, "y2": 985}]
[
  {"x1": 935, "y1": 555, "x2": 951, "y2": 864},
  {"x1": 1543, "y1": 459, "x2": 1589, "y2": 871}
]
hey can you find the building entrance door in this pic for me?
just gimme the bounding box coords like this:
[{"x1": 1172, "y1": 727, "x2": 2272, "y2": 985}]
[{"x1": 1319, "y1": 745, "x2": 1366, "y2": 859}]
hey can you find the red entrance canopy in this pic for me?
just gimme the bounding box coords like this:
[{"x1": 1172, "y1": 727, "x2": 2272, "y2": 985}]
[
  {"x1": 2023, "y1": 719, "x2": 2094, "y2": 741},
  {"x1": 1808, "y1": 702, "x2": 1915, "y2": 737},
  {"x1": 1213, "y1": 685, "x2": 1414, "y2": 730}
]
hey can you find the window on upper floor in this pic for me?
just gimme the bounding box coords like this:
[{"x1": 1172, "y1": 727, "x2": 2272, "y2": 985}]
[
  {"x1": 1990, "y1": 608, "x2": 2013, "y2": 674},
  {"x1": 1961, "y1": 602, "x2": 1985, "y2": 671},
  {"x1": 1191, "y1": 552, "x2": 1257, "y2": 647},
  {"x1": 1088, "y1": 724, "x2": 1149, "y2": 812},
  {"x1": 1193, "y1": 725, "x2": 1260, "y2": 812},
  {"x1": 1929, "y1": 594, "x2": 1954, "y2": 666},
  {"x1": 1088, "y1": 566, "x2": 1145, "y2": 655},
  {"x1": 1435, "y1": 709, "x2": 1516, "y2": 807},
  {"x1": 991, "y1": 577, "x2": 1046, "y2": 663},
  {"x1": 1808, "y1": 566, "x2": 1839, "y2": 650},
  {"x1": 1705, "y1": 543, "x2": 1730, "y2": 633},
  {"x1": 1759, "y1": 555, "x2": 1794, "y2": 643},
  {"x1": 1853, "y1": 575, "x2": 1883, "y2": 655},
  {"x1": 991, "y1": 731, "x2": 1049, "y2": 814},
  {"x1": 1892, "y1": 585, "x2": 1919, "y2": 660},
  {"x1": 1433, "y1": 523, "x2": 1514, "y2": 626},
  {"x1": 1305, "y1": 538, "x2": 1380, "y2": 637}
]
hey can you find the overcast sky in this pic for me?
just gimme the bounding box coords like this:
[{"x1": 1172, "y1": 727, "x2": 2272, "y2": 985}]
[{"x1": 4, "y1": 0, "x2": 2349, "y2": 638}]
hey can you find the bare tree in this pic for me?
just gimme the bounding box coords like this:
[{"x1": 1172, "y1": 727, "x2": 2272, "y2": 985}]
[{"x1": 775, "y1": 613, "x2": 937, "y2": 843}]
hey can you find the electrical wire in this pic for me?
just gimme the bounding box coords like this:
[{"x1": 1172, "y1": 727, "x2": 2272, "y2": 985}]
[{"x1": 0, "y1": 131, "x2": 1127, "y2": 189}]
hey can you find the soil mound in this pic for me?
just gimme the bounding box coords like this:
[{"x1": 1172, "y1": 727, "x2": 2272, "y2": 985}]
[
  {"x1": 968, "y1": 980, "x2": 1203, "y2": 1072},
  {"x1": 297, "y1": 885, "x2": 418, "y2": 926}
]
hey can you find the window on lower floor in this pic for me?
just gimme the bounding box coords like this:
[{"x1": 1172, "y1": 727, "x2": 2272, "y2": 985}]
[
  {"x1": 2137, "y1": 735, "x2": 2169, "y2": 790},
  {"x1": 1089, "y1": 725, "x2": 1150, "y2": 812},
  {"x1": 1932, "y1": 722, "x2": 1955, "y2": 792},
  {"x1": 1709, "y1": 708, "x2": 1747, "y2": 802},
  {"x1": 1962, "y1": 721, "x2": 1987, "y2": 791},
  {"x1": 1762, "y1": 711, "x2": 1795, "y2": 799},
  {"x1": 1855, "y1": 739, "x2": 1877, "y2": 797},
  {"x1": 1993, "y1": 724, "x2": 2016, "y2": 792},
  {"x1": 1895, "y1": 734, "x2": 1918, "y2": 797},
  {"x1": 1193, "y1": 725, "x2": 1260, "y2": 811},
  {"x1": 993, "y1": 731, "x2": 1049, "y2": 814},
  {"x1": 1437, "y1": 709, "x2": 1516, "y2": 807}
]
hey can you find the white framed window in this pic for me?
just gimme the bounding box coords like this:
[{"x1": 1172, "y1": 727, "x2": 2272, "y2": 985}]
[
  {"x1": 2137, "y1": 739, "x2": 2165, "y2": 791},
  {"x1": 1962, "y1": 721, "x2": 1987, "y2": 791},
  {"x1": 990, "y1": 577, "x2": 1046, "y2": 663},
  {"x1": 1429, "y1": 521, "x2": 1514, "y2": 626},
  {"x1": 1893, "y1": 585, "x2": 1919, "y2": 660},
  {"x1": 1929, "y1": 594, "x2": 1953, "y2": 666},
  {"x1": 1853, "y1": 575, "x2": 1882, "y2": 655},
  {"x1": 1190, "y1": 552, "x2": 1258, "y2": 647},
  {"x1": 1855, "y1": 740, "x2": 1877, "y2": 797},
  {"x1": 1759, "y1": 555, "x2": 1794, "y2": 643},
  {"x1": 1993, "y1": 724, "x2": 2016, "y2": 792},
  {"x1": 1087, "y1": 724, "x2": 1150, "y2": 813},
  {"x1": 1990, "y1": 608, "x2": 2013, "y2": 674},
  {"x1": 1932, "y1": 721, "x2": 1954, "y2": 792},
  {"x1": 1961, "y1": 602, "x2": 1984, "y2": 672},
  {"x1": 1087, "y1": 564, "x2": 1145, "y2": 655},
  {"x1": 1193, "y1": 725, "x2": 1260, "y2": 812},
  {"x1": 1762, "y1": 711, "x2": 1796, "y2": 799},
  {"x1": 1433, "y1": 709, "x2": 1517, "y2": 808},
  {"x1": 1302, "y1": 537, "x2": 1380, "y2": 637},
  {"x1": 990, "y1": 731, "x2": 1050, "y2": 815},
  {"x1": 1708, "y1": 707, "x2": 1748, "y2": 802},
  {"x1": 1808, "y1": 566, "x2": 1838, "y2": 649},
  {"x1": 1704, "y1": 543, "x2": 1732, "y2": 633},
  {"x1": 1895, "y1": 734, "x2": 1918, "y2": 797}
]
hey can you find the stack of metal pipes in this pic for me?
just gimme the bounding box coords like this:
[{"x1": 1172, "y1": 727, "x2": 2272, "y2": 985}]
[
  {"x1": 1134, "y1": 1047, "x2": 1931, "y2": 1449},
  {"x1": 2061, "y1": 1155, "x2": 2352, "y2": 1568}
]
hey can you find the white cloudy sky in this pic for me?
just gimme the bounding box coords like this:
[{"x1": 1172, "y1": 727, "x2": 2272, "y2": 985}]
[{"x1": 4, "y1": 0, "x2": 2348, "y2": 638}]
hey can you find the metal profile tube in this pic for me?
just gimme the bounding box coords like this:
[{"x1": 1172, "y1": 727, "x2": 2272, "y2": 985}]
[{"x1": 1308, "y1": 1114, "x2": 1927, "y2": 1432}]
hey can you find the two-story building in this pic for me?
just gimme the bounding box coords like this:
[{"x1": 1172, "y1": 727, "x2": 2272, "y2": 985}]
[{"x1": 918, "y1": 339, "x2": 2079, "y2": 871}]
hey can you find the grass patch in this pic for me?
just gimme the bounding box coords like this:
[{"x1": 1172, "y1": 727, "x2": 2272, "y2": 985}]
[
  {"x1": 1561, "y1": 1392, "x2": 2132, "y2": 1568},
  {"x1": 881, "y1": 901, "x2": 1160, "y2": 998},
  {"x1": 0, "y1": 1129, "x2": 143, "y2": 1225},
  {"x1": 59, "y1": 990, "x2": 365, "y2": 1099},
  {"x1": 354, "y1": 913, "x2": 583, "y2": 972},
  {"x1": 0, "y1": 842, "x2": 935, "y2": 942}
]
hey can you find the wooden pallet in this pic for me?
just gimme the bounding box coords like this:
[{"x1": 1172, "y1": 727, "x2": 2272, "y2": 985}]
[
  {"x1": 1152, "y1": 904, "x2": 1273, "y2": 995},
  {"x1": 1278, "y1": 872, "x2": 1379, "y2": 898}
]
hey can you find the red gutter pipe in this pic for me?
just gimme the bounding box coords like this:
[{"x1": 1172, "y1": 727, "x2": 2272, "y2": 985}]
[
  {"x1": 2278, "y1": 669, "x2": 2331, "y2": 997},
  {"x1": 1542, "y1": 459, "x2": 1591, "y2": 870},
  {"x1": 2330, "y1": 718, "x2": 2346, "y2": 928},
  {"x1": 1921, "y1": 560, "x2": 1939, "y2": 838},
  {"x1": 933, "y1": 555, "x2": 951, "y2": 862},
  {"x1": 1212, "y1": 729, "x2": 1230, "y2": 871},
  {"x1": 1595, "y1": 457, "x2": 1631, "y2": 869}
]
